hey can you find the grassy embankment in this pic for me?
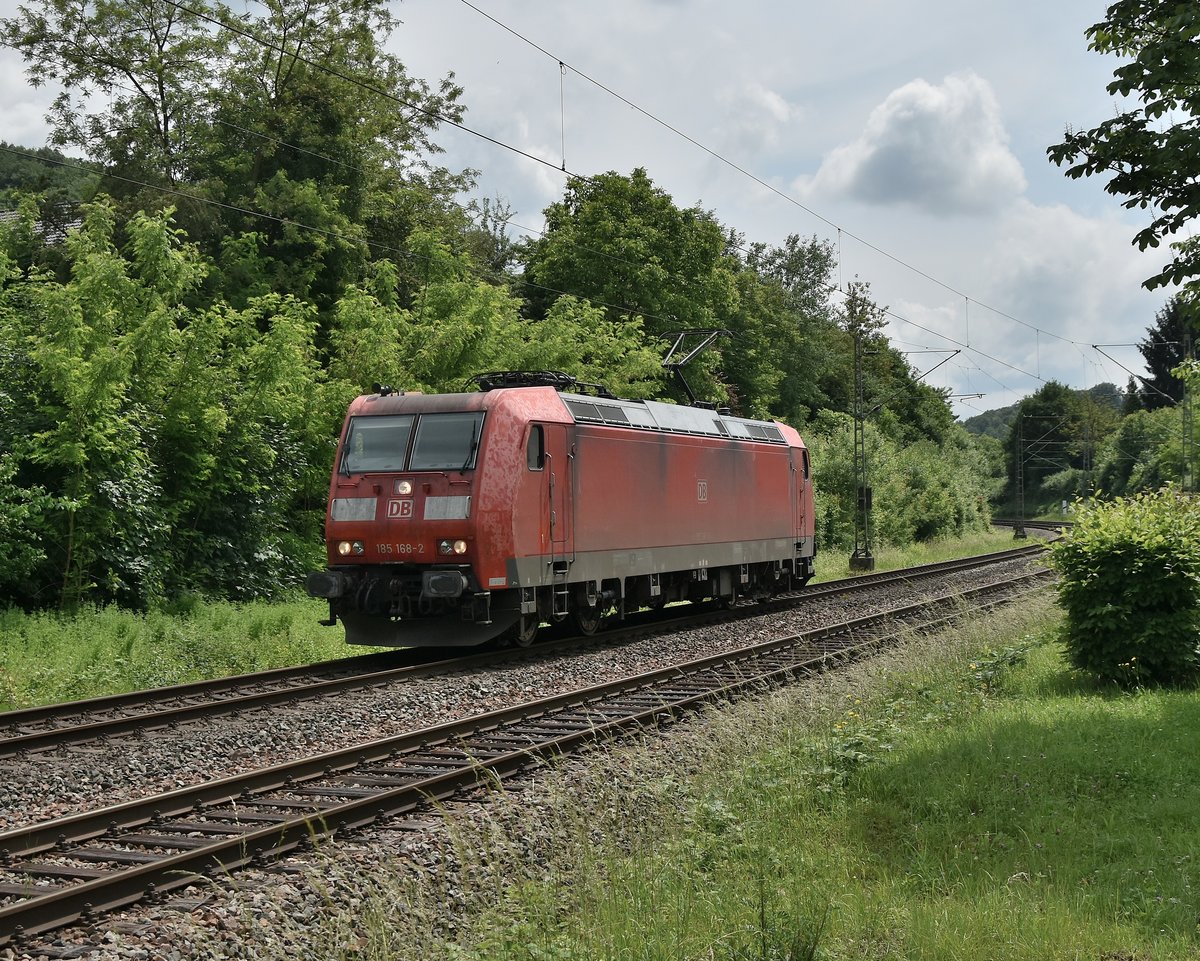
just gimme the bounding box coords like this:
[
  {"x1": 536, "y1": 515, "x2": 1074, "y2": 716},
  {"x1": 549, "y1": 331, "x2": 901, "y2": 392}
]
[
  {"x1": 256, "y1": 592, "x2": 1199, "y2": 961},
  {"x1": 812, "y1": 527, "x2": 1021, "y2": 582},
  {"x1": 0, "y1": 528, "x2": 1024, "y2": 711},
  {"x1": 0, "y1": 598, "x2": 358, "y2": 711}
]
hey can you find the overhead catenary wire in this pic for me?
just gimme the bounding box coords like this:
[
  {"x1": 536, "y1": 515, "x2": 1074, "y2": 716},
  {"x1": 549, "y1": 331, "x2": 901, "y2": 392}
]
[
  {"x1": 457, "y1": 1, "x2": 1147, "y2": 404},
  {"x1": 1092, "y1": 344, "x2": 1179, "y2": 406},
  {"x1": 453, "y1": 0, "x2": 1087, "y2": 352},
  {"x1": 0, "y1": 141, "x2": 1046, "y2": 399},
  {"x1": 33, "y1": 149, "x2": 1026, "y2": 417},
  {"x1": 161, "y1": 0, "x2": 575, "y2": 186}
]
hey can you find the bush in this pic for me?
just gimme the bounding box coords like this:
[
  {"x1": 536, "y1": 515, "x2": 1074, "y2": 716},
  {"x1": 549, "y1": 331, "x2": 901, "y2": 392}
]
[
  {"x1": 1051, "y1": 489, "x2": 1200, "y2": 686},
  {"x1": 808, "y1": 412, "x2": 993, "y2": 551}
]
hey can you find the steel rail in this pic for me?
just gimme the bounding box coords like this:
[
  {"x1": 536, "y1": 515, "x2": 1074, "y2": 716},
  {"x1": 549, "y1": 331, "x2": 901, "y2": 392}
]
[
  {"x1": 993, "y1": 517, "x2": 1073, "y2": 532},
  {"x1": 0, "y1": 568, "x2": 1053, "y2": 947},
  {"x1": 0, "y1": 648, "x2": 408, "y2": 727},
  {"x1": 0, "y1": 543, "x2": 1048, "y2": 758}
]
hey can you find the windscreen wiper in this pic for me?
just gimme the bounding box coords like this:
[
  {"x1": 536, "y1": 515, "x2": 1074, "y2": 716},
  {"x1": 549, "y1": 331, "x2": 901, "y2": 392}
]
[{"x1": 462, "y1": 419, "x2": 480, "y2": 470}]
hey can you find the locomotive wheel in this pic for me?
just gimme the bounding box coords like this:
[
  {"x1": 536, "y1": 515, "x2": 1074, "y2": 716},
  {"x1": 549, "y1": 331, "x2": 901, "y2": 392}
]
[
  {"x1": 512, "y1": 613, "x2": 539, "y2": 647},
  {"x1": 570, "y1": 593, "x2": 603, "y2": 635},
  {"x1": 717, "y1": 586, "x2": 739, "y2": 609}
]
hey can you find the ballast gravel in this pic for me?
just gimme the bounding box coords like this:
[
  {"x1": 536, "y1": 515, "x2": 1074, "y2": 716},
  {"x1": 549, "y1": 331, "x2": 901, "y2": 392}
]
[{"x1": 0, "y1": 556, "x2": 1048, "y2": 959}]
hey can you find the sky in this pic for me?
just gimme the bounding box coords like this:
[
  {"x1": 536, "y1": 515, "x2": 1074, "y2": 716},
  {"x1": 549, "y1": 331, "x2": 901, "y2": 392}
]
[{"x1": 0, "y1": 0, "x2": 1182, "y2": 416}]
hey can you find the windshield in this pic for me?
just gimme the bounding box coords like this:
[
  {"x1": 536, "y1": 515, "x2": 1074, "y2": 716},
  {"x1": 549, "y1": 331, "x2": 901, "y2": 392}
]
[
  {"x1": 409, "y1": 412, "x2": 485, "y2": 470},
  {"x1": 340, "y1": 415, "x2": 415, "y2": 473}
]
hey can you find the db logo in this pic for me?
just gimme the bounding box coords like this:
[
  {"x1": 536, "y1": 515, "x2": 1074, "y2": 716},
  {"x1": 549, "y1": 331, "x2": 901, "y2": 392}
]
[
  {"x1": 697, "y1": 480, "x2": 709, "y2": 503},
  {"x1": 387, "y1": 499, "x2": 414, "y2": 519}
]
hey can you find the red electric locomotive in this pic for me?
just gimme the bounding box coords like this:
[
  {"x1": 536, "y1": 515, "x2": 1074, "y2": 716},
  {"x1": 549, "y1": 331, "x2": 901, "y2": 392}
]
[{"x1": 305, "y1": 372, "x2": 817, "y2": 646}]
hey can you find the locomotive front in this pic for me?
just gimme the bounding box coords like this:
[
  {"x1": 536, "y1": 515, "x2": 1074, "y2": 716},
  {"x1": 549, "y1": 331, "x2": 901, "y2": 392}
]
[{"x1": 305, "y1": 389, "x2": 522, "y2": 646}]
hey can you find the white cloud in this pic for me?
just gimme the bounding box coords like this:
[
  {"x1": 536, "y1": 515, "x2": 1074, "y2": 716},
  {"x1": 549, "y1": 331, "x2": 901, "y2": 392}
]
[
  {"x1": 867, "y1": 198, "x2": 1167, "y2": 405},
  {"x1": 0, "y1": 56, "x2": 55, "y2": 147},
  {"x1": 714, "y1": 82, "x2": 794, "y2": 159},
  {"x1": 983, "y1": 200, "x2": 1159, "y2": 349},
  {"x1": 797, "y1": 72, "x2": 1027, "y2": 215}
]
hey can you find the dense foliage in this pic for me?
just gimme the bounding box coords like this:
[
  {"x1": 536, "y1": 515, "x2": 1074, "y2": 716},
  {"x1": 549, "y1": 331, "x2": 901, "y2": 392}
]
[
  {"x1": 810, "y1": 411, "x2": 992, "y2": 551},
  {"x1": 1051, "y1": 489, "x2": 1200, "y2": 686},
  {"x1": 972, "y1": 379, "x2": 1172, "y2": 513},
  {"x1": 1136, "y1": 294, "x2": 1199, "y2": 410},
  {"x1": 962, "y1": 401, "x2": 1018, "y2": 441}
]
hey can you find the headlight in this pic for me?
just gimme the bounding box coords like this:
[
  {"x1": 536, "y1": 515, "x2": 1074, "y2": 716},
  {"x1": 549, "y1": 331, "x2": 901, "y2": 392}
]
[
  {"x1": 438, "y1": 539, "x2": 469, "y2": 556},
  {"x1": 337, "y1": 541, "x2": 365, "y2": 556},
  {"x1": 395, "y1": 479, "x2": 413, "y2": 495}
]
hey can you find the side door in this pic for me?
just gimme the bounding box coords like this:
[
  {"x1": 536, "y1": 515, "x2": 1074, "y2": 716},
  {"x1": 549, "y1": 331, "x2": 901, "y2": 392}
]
[
  {"x1": 791, "y1": 446, "x2": 811, "y2": 540},
  {"x1": 544, "y1": 423, "x2": 574, "y2": 564}
]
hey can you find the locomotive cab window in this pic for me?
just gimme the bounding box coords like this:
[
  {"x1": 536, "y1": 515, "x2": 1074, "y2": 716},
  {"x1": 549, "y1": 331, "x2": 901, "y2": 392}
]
[
  {"x1": 340, "y1": 415, "x2": 414, "y2": 474},
  {"x1": 410, "y1": 412, "x2": 486, "y2": 471},
  {"x1": 801, "y1": 449, "x2": 811, "y2": 479},
  {"x1": 527, "y1": 425, "x2": 545, "y2": 470}
]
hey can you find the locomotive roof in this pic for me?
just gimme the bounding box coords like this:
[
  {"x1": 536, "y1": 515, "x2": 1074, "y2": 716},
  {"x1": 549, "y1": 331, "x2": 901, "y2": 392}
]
[
  {"x1": 350, "y1": 387, "x2": 800, "y2": 447},
  {"x1": 559, "y1": 393, "x2": 790, "y2": 445}
]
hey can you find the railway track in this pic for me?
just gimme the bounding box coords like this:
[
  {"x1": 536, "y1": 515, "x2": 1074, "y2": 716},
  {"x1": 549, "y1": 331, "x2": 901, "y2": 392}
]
[
  {"x1": 993, "y1": 517, "x2": 1073, "y2": 533},
  {"x1": 0, "y1": 544, "x2": 1048, "y2": 759},
  {"x1": 0, "y1": 561, "x2": 1053, "y2": 949}
]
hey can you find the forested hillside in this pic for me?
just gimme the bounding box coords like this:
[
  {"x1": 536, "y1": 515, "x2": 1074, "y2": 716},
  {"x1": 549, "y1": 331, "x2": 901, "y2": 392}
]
[
  {"x1": 986, "y1": 335, "x2": 1198, "y2": 515},
  {"x1": 962, "y1": 403, "x2": 1019, "y2": 440}
]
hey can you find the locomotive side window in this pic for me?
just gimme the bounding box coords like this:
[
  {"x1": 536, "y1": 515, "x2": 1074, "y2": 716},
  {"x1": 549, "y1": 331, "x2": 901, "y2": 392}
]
[
  {"x1": 802, "y1": 449, "x2": 811, "y2": 479},
  {"x1": 340, "y1": 415, "x2": 414, "y2": 473},
  {"x1": 527, "y1": 425, "x2": 545, "y2": 470},
  {"x1": 410, "y1": 412, "x2": 486, "y2": 470}
]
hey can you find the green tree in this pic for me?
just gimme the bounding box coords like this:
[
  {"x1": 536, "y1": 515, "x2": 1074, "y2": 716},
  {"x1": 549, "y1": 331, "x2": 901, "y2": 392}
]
[
  {"x1": 1047, "y1": 0, "x2": 1200, "y2": 293},
  {"x1": 1093, "y1": 406, "x2": 1182, "y2": 496},
  {"x1": 201, "y1": 0, "x2": 472, "y2": 309},
  {"x1": 1137, "y1": 294, "x2": 1198, "y2": 409},
  {"x1": 520, "y1": 168, "x2": 738, "y2": 405},
  {"x1": 329, "y1": 230, "x2": 665, "y2": 399},
  {"x1": 729, "y1": 233, "x2": 841, "y2": 423},
  {"x1": 0, "y1": 199, "x2": 334, "y2": 608},
  {"x1": 0, "y1": 452, "x2": 62, "y2": 602},
  {"x1": 1121, "y1": 375, "x2": 1144, "y2": 415},
  {"x1": 807, "y1": 409, "x2": 992, "y2": 552},
  {"x1": 2, "y1": 0, "x2": 473, "y2": 314},
  {"x1": 0, "y1": 246, "x2": 67, "y2": 600},
  {"x1": 962, "y1": 401, "x2": 1019, "y2": 441},
  {"x1": 169, "y1": 293, "x2": 331, "y2": 598},
  {"x1": 0, "y1": 0, "x2": 226, "y2": 188},
  {"x1": 1003, "y1": 381, "x2": 1121, "y2": 505},
  {"x1": 520, "y1": 296, "x2": 664, "y2": 400},
  {"x1": 2, "y1": 200, "x2": 206, "y2": 606},
  {"x1": 523, "y1": 169, "x2": 737, "y2": 336},
  {"x1": 0, "y1": 141, "x2": 93, "y2": 198}
]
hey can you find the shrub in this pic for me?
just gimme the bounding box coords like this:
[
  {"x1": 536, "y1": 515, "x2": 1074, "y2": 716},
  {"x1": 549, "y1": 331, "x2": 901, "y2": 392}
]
[{"x1": 1051, "y1": 489, "x2": 1200, "y2": 686}]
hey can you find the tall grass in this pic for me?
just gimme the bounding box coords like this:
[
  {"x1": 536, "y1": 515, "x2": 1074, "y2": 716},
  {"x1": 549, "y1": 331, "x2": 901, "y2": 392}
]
[
  {"x1": 0, "y1": 596, "x2": 359, "y2": 710},
  {"x1": 814, "y1": 527, "x2": 1023, "y2": 582}
]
